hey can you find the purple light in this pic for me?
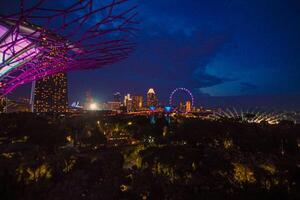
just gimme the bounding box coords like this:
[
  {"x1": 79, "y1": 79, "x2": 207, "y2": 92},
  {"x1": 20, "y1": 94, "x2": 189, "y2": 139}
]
[
  {"x1": 0, "y1": 0, "x2": 137, "y2": 95},
  {"x1": 0, "y1": 25, "x2": 8, "y2": 38},
  {"x1": 169, "y1": 87, "x2": 195, "y2": 107},
  {"x1": 150, "y1": 106, "x2": 156, "y2": 111}
]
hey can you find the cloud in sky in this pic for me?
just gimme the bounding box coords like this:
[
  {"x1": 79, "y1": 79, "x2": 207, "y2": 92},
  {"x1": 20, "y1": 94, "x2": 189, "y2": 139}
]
[
  {"x1": 68, "y1": 19, "x2": 235, "y2": 102},
  {"x1": 239, "y1": 82, "x2": 258, "y2": 93},
  {"x1": 4, "y1": 0, "x2": 300, "y2": 107}
]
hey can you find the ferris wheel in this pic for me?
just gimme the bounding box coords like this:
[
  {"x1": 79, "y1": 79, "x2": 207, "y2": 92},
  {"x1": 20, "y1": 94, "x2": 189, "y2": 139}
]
[{"x1": 169, "y1": 88, "x2": 194, "y2": 107}]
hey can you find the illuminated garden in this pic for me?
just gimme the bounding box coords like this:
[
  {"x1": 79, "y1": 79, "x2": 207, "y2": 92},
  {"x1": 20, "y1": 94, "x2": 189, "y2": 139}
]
[
  {"x1": 1, "y1": 0, "x2": 300, "y2": 199},
  {"x1": 0, "y1": 112, "x2": 299, "y2": 199}
]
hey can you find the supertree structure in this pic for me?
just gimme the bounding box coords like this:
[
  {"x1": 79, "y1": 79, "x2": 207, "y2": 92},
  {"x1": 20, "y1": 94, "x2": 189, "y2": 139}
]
[{"x1": 0, "y1": 0, "x2": 137, "y2": 95}]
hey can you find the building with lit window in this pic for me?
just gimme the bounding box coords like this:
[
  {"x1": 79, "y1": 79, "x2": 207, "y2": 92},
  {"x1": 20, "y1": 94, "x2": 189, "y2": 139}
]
[
  {"x1": 107, "y1": 101, "x2": 122, "y2": 111},
  {"x1": 147, "y1": 88, "x2": 158, "y2": 107},
  {"x1": 132, "y1": 95, "x2": 143, "y2": 111},
  {"x1": 33, "y1": 73, "x2": 68, "y2": 113},
  {"x1": 186, "y1": 101, "x2": 191, "y2": 113},
  {"x1": 124, "y1": 94, "x2": 132, "y2": 112}
]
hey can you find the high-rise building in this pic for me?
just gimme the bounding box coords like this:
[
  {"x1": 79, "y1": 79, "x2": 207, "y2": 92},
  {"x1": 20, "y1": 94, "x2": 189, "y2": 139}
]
[
  {"x1": 0, "y1": 96, "x2": 6, "y2": 113},
  {"x1": 113, "y1": 92, "x2": 121, "y2": 102},
  {"x1": 147, "y1": 88, "x2": 158, "y2": 107},
  {"x1": 179, "y1": 102, "x2": 184, "y2": 112},
  {"x1": 186, "y1": 101, "x2": 191, "y2": 113},
  {"x1": 124, "y1": 94, "x2": 130, "y2": 106},
  {"x1": 33, "y1": 73, "x2": 68, "y2": 113},
  {"x1": 132, "y1": 95, "x2": 143, "y2": 111},
  {"x1": 124, "y1": 94, "x2": 132, "y2": 112},
  {"x1": 107, "y1": 101, "x2": 121, "y2": 111}
]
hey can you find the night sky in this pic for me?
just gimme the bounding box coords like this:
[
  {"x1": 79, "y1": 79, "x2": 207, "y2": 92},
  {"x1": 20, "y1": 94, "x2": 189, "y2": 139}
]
[{"x1": 5, "y1": 0, "x2": 300, "y2": 109}]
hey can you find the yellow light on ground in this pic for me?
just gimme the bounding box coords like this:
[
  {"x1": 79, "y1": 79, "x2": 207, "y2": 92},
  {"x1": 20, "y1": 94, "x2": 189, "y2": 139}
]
[
  {"x1": 120, "y1": 184, "x2": 129, "y2": 192},
  {"x1": 66, "y1": 136, "x2": 72, "y2": 142}
]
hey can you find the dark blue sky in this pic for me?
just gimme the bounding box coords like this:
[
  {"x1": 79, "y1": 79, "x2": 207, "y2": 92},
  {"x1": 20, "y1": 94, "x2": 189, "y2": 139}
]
[{"x1": 7, "y1": 0, "x2": 300, "y2": 108}]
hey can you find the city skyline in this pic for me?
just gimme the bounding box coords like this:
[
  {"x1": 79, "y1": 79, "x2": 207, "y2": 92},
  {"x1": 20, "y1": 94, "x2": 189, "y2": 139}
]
[
  {"x1": 4, "y1": 0, "x2": 300, "y2": 110},
  {"x1": 73, "y1": 87, "x2": 300, "y2": 111},
  {"x1": 8, "y1": 84, "x2": 300, "y2": 110},
  {"x1": 71, "y1": 0, "x2": 300, "y2": 103},
  {"x1": 1, "y1": 1, "x2": 300, "y2": 199}
]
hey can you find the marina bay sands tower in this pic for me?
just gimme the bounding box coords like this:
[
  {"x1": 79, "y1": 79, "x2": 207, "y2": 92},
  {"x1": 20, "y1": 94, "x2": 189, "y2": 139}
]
[{"x1": 31, "y1": 73, "x2": 68, "y2": 113}]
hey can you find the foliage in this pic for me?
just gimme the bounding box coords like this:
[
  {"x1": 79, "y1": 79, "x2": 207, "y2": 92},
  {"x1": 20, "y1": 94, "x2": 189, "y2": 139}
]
[
  {"x1": 233, "y1": 163, "x2": 256, "y2": 185},
  {"x1": 0, "y1": 113, "x2": 299, "y2": 199}
]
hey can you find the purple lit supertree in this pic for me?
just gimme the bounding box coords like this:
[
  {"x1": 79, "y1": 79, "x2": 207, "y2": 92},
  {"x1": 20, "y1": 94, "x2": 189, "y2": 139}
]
[{"x1": 0, "y1": 0, "x2": 137, "y2": 95}]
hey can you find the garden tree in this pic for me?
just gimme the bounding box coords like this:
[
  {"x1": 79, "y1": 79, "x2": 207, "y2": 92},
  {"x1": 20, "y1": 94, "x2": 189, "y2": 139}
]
[
  {"x1": 26, "y1": 121, "x2": 67, "y2": 152},
  {"x1": 123, "y1": 145, "x2": 145, "y2": 168},
  {"x1": 140, "y1": 146, "x2": 203, "y2": 174},
  {"x1": 80, "y1": 126, "x2": 107, "y2": 147},
  {"x1": 0, "y1": 113, "x2": 299, "y2": 199},
  {"x1": 0, "y1": 162, "x2": 21, "y2": 199},
  {"x1": 128, "y1": 167, "x2": 168, "y2": 199},
  {"x1": 65, "y1": 116, "x2": 85, "y2": 135},
  {"x1": 40, "y1": 150, "x2": 126, "y2": 200},
  {"x1": 0, "y1": 113, "x2": 67, "y2": 151}
]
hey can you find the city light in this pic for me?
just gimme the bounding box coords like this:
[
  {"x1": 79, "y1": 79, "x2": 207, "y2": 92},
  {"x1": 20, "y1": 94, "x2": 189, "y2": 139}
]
[
  {"x1": 89, "y1": 103, "x2": 99, "y2": 111},
  {"x1": 211, "y1": 108, "x2": 292, "y2": 124},
  {"x1": 1, "y1": 0, "x2": 299, "y2": 199},
  {"x1": 149, "y1": 106, "x2": 156, "y2": 111},
  {"x1": 164, "y1": 106, "x2": 172, "y2": 113},
  {"x1": 66, "y1": 136, "x2": 72, "y2": 142}
]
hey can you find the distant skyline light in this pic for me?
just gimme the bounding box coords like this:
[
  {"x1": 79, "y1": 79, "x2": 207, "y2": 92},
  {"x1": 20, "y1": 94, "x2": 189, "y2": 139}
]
[
  {"x1": 89, "y1": 103, "x2": 99, "y2": 111},
  {"x1": 3, "y1": 0, "x2": 300, "y2": 110}
]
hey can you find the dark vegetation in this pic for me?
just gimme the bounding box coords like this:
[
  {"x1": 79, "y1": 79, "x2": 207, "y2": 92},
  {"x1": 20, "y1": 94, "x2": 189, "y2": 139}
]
[{"x1": 0, "y1": 113, "x2": 299, "y2": 200}]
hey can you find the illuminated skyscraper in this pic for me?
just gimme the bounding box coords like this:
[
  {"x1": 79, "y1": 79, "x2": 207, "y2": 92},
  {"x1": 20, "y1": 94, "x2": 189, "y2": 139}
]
[
  {"x1": 113, "y1": 92, "x2": 121, "y2": 102},
  {"x1": 132, "y1": 95, "x2": 143, "y2": 111},
  {"x1": 147, "y1": 88, "x2": 158, "y2": 107},
  {"x1": 33, "y1": 73, "x2": 68, "y2": 113},
  {"x1": 186, "y1": 101, "x2": 191, "y2": 113},
  {"x1": 124, "y1": 94, "x2": 132, "y2": 112}
]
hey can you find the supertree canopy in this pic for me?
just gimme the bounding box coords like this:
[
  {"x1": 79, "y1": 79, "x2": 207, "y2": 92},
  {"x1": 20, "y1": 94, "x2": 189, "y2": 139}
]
[{"x1": 0, "y1": 0, "x2": 137, "y2": 95}]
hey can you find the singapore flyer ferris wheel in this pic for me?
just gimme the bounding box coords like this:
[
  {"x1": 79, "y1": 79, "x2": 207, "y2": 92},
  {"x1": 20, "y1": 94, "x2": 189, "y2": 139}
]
[{"x1": 169, "y1": 88, "x2": 195, "y2": 107}]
